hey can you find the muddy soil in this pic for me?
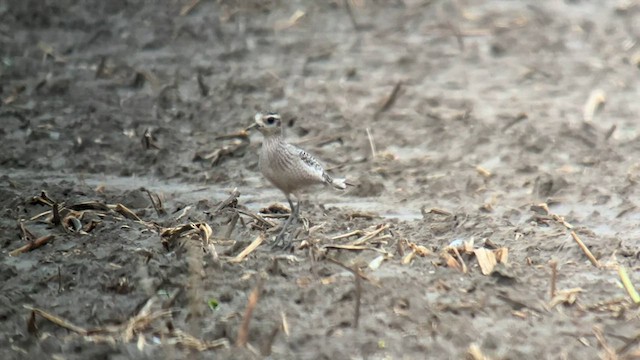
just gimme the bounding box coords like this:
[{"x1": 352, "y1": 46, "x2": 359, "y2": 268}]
[{"x1": 1, "y1": 1, "x2": 640, "y2": 359}]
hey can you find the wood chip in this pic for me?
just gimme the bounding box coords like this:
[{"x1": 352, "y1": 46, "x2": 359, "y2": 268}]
[{"x1": 474, "y1": 248, "x2": 497, "y2": 275}]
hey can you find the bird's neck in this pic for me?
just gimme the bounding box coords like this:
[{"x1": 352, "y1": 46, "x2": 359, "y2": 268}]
[{"x1": 263, "y1": 133, "x2": 285, "y2": 145}]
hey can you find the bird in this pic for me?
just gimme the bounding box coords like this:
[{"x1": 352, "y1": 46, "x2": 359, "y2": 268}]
[{"x1": 246, "y1": 111, "x2": 348, "y2": 249}]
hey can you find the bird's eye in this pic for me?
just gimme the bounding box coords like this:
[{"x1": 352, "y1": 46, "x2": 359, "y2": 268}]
[{"x1": 265, "y1": 116, "x2": 276, "y2": 125}]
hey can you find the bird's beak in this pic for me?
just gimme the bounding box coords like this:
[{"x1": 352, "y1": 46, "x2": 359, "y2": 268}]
[{"x1": 245, "y1": 123, "x2": 258, "y2": 132}]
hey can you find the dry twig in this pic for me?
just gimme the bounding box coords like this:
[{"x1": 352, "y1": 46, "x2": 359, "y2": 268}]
[
  {"x1": 10, "y1": 235, "x2": 55, "y2": 256},
  {"x1": 374, "y1": 81, "x2": 403, "y2": 118},
  {"x1": 570, "y1": 231, "x2": 601, "y2": 268},
  {"x1": 325, "y1": 256, "x2": 363, "y2": 328},
  {"x1": 236, "y1": 278, "x2": 264, "y2": 347},
  {"x1": 549, "y1": 260, "x2": 558, "y2": 299}
]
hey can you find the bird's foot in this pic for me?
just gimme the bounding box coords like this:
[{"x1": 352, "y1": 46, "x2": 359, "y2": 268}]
[{"x1": 271, "y1": 232, "x2": 294, "y2": 251}]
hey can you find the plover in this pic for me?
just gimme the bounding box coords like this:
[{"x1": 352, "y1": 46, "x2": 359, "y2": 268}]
[{"x1": 246, "y1": 111, "x2": 348, "y2": 248}]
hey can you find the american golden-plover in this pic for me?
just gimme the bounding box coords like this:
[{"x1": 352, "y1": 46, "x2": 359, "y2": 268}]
[{"x1": 246, "y1": 111, "x2": 348, "y2": 248}]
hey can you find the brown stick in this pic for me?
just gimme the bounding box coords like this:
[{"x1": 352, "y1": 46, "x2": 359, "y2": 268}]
[
  {"x1": 143, "y1": 188, "x2": 166, "y2": 216},
  {"x1": 52, "y1": 203, "x2": 61, "y2": 225},
  {"x1": 354, "y1": 272, "x2": 362, "y2": 328},
  {"x1": 10, "y1": 235, "x2": 55, "y2": 256},
  {"x1": 214, "y1": 188, "x2": 240, "y2": 214},
  {"x1": 236, "y1": 278, "x2": 264, "y2": 347},
  {"x1": 549, "y1": 260, "x2": 558, "y2": 299},
  {"x1": 224, "y1": 212, "x2": 239, "y2": 239},
  {"x1": 570, "y1": 231, "x2": 601, "y2": 268},
  {"x1": 343, "y1": 0, "x2": 360, "y2": 30},
  {"x1": 374, "y1": 81, "x2": 403, "y2": 118},
  {"x1": 179, "y1": 0, "x2": 201, "y2": 16},
  {"x1": 617, "y1": 331, "x2": 640, "y2": 355},
  {"x1": 325, "y1": 256, "x2": 365, "y2": 328}
]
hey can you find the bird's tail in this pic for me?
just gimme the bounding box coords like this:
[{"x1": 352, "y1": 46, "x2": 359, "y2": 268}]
[{"x1": 330, "y1": 177, "x2": 354, "y2": 190}]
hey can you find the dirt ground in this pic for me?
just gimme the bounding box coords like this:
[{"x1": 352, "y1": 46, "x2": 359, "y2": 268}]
[{"x1": 1, "y1": 0, "x2": 640, "y2": 359}]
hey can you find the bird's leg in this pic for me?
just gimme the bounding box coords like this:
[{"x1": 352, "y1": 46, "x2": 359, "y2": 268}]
[{"x1": 272, "y1": 195, "x2": 298, "y2": 249}]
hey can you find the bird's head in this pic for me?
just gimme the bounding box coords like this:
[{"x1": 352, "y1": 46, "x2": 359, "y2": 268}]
[{"x1": 246, "y1": 112, "x2": 282, "y2": 136}]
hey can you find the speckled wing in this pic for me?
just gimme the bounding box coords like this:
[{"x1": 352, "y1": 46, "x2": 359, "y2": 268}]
[{"x1": 289, "y1": 144, "x2": 329, "y2": 182}]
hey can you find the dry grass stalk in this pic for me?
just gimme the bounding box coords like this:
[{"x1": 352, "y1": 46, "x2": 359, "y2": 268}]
[
  {"x1": 229, "y1": 234, "x2": 265, "y2": 263},
  {"x1": 236, "y1": 278, "x2": 264, "y2": 347},
  {"x1": 617, "y1": 265, "x2": 640, "y2": 304},
  {"x1": 113, "y1": 203, "x2": 142, "y2": 222},
  {"x1": 143, "y1": 188, "x2": 166, "y2": 216},
  {"x1": 570, "y1": 231, "x2": 601, "y2": 268},
  {"x1": 236, "y1": 209, "x2": 277, "y2": 229},
  {"x1": 123, "y1": 309, "x2": 172, "y2": 342},
  {"x1": 452, "y1": 248, "x2": 468, "y2": 273},
  {"x1": 25, "y1": 300, "x2": 225, "y2": 352},
  {"x1": 331, "y1": 229, "x2": 365, "y2": 240},
  {"x1": 322, "y1": 244, "x2": 388, "y2": 254},
  {"x1": 350, "y1": 224, "x2": 390, "y2": 246},
  {"x1": 213, "y1": 188, "x2": 240, "y2": 214},
  {"x1": 593, "y1": 326, "x2": 618, "y2": 360},
  {"x1": 274, "y1": 9, "x2": 306, "y2": 30},
  {"x1": 366, "y1": 127, "x2": 377, "y2": 159},
  {"x1": 171, "y1": 329, "x2": 229, "y2": 351},
  {"x1": 281, "y1": 312, "x2": 290, "y2": 337},
  {"x1": 24, "y1": 305, "x2": 88, "y2": 335},
  {"x1": 532, "y1": 202, "x2": 573, "y2": 229}
]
